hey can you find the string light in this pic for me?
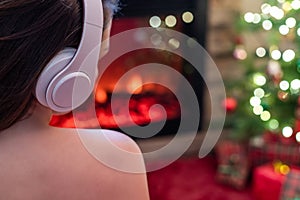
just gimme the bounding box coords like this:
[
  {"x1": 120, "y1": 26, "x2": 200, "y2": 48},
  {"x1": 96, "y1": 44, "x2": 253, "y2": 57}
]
[
  {"x1": 278, "y1": 91, "x2": 289, "y2": 101},
  {"x1": 260, "y1": 111, "x2": 271, "y2": 121},
  {"x1": 279, "y1": 25, "x2": 289, "y2": 35},
  {"x1": 182, "y1": 11, "x2": 194, "y2": 23},
  {"x1": 291, "y1": 79, "x2": 300, "y2": 90},
  {"x1": 279, "y1": 80, "x2": 290, "y2": 91},
  {"x1": 149, "y1": 16, "x2": 161, "y2": 28},
  {"x1": 256, "y1": 47, "x2": 267, "y2": 57},
  {"x1": 269, "y1": 119, "x2": 279, "y2": 130},
  {"x1": 233, "y1": 45, "x2": 247, "y2": 60},
  {"x1": 250, "y1": 96, "x2": 262, "y2": 107},
  {"x1": 271, "y1": 49, "x2": 281, "y2": 60},
  {"x1": 273, "y1": 161, "x2": 290, "y2": 175},
  {"x1": 282, "y1": 49, "x2": 295, "y2": 62},
  {"x1": 165, "y1": 15, "x2": 177, "y2": 27},
  {"x1": 282, "y1": 126, "x2": 293, "y2": 138},
  {"x1": 285, "y1": 17, "x2": 297, "y2": 28},
  {"x1": 253, "y1": 73, "x2": 267, "y2": 86},
  {"x1": 296, "y1": 132, "x2": 300, "y2": 143},
  {"x1": 244, "y1": 12, "x2": 255, "y2": 23},
  {"x1": 253, "y1": 13, "x2": 261, "y2": 24},
  {"x1": 283, "y1": 2, "x2": 292, "y2": 11},
  {"x1": 261, "y1": 3, "x2": 271, "y2": 14},
  {"x1": 279, "y1": 164, "x2": 290, "y2": 175},
  {"x1": 254, "y1": 88, "x2": 265, "y2": 98},
  {"x1": 270, "y1": 6, "x2": 284, "y2": 20},
  {"x1": 291, "y1": 0, "x2": 300, "y2": 10},
  {"x1": 262, "y1": 20, "x2": 273, "y2": 30},
  {"x1": 253, "y1": 105, "x2": 264, "y2": 115}
]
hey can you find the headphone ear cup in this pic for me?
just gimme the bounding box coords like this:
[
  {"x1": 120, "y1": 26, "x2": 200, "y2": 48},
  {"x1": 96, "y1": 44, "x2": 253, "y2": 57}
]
[
  {"x1": 47, "y1": 70, "x2": 93, "y2": 113},
  {"x1": 35, "y1": 48, "x2": 76, "y2": 109}
]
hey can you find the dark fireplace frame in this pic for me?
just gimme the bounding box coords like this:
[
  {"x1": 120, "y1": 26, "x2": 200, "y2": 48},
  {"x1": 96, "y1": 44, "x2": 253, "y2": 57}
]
[
  {"x1": 116, "y1": 0, "x2": 208, "y2": 47},
  {"x1": 110, "y1": 0, "x2": 208, "y2": 137}
]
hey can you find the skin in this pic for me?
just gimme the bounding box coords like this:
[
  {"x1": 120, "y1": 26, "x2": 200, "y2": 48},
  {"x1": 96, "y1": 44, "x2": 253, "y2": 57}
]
[{"x1": 0, "y1": 20, "x2": 150, "y2": 200}]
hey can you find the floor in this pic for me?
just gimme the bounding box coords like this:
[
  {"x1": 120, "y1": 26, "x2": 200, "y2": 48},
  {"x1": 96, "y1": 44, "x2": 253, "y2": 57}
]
[
  {"x1": 135, "y1": 133, "x2": 254, "y2": 200},
  {"x1": 147, "y1": 155, "x2": 254, "y2": 200}
]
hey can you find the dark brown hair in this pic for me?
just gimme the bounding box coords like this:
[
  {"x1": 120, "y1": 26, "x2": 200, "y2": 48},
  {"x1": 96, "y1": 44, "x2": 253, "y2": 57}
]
[{"x1": 0, "y1": 0, "x2": 119, "y2": 131}]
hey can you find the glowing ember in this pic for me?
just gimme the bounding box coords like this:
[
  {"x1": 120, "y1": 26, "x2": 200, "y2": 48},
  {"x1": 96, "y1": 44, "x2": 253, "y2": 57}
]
[
  {"x1": 127, "y1": 74, "x2": 143, "y2": 94},
  {"x1": 95, "y1": 88, "x2": 108, "y2": 103},
  {"x1": 50, "y1": 92, "x2": 180, "y2": 129}
]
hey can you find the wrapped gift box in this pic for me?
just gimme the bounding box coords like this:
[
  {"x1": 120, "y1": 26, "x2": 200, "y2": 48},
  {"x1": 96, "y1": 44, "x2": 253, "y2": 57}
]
[
  {"x1": 249, "y1": 134, "x2": 300, "y2": 167},
  {"x1": 215, "y1": 140, "x2": 250, "y2": 189},
  {"x1": 280, "y1": 169, "x2": 300, "y2": 200},
  {"x1": 252, "y1": 163, "x2": 300, "y2": 200},
  {"x1": 252, "y1": 163, "x2": 285, "y2": 200}
]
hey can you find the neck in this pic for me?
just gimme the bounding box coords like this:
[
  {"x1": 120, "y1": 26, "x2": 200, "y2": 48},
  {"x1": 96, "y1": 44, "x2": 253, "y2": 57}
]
[
  {"x1": 13, "y1": 103, "x2": 53, "y2": 130},
  {"x1": 30, "y1": 103, "x2": 53, "y2": 125}
]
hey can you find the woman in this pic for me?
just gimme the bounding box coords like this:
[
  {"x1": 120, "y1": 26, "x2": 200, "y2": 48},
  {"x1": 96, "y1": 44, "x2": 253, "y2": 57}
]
[{"x1": 0, "y1": 0, "x2": 150, "y2": 199}]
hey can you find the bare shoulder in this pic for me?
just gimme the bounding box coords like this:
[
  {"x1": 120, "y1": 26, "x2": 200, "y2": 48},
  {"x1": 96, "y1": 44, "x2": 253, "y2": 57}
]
[
  {"x1": 69, "y1": 128, "x2": 147, "y2": 172},
  {"x1": 58, "y1": 128, "x2": 150, "y2": 200},
  {"x1": 0, "y1": 127, "x2": 149, "y2": 200},
  {"x1": 63, "y1": 128, "x2": 143, "y2": 154}
]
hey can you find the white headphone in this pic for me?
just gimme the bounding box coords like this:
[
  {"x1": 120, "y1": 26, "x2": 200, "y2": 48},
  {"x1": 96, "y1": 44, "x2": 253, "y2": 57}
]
[{"x1": 35, "y1": 0, "x2": 103, "y2": 113}]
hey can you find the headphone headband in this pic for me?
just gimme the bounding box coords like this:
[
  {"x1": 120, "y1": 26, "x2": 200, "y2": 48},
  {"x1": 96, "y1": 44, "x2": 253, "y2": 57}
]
[{"x1": 69, "y1": 0, "x2": 103, "y2": 73}]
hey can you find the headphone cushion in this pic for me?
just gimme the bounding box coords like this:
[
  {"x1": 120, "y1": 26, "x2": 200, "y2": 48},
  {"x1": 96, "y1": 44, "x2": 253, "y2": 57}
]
[
  {"x1": 48, "y1": 71, "x2": 92, "y2": 112},
  {"x1": 35, "y1": 48, "x2": 76, "y2": 108}
]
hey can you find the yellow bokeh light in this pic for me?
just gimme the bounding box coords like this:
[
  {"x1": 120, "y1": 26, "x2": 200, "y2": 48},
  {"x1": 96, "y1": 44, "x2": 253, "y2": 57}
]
[
  {"x1": 279, "y1": 165, "x2": 290, "y2": 175},
  {"x1": 182, "y1": 11, "x2": 194, "y2": 23},
  {"x1": 260, "y1": 111, "x2": 271, "y2": 121},
  {"x1": 165, "y1": 15, "x2": 177, "y2": 27},
  {"x1": 253, "y1": 73, "x2": 267, "y2": 86}
]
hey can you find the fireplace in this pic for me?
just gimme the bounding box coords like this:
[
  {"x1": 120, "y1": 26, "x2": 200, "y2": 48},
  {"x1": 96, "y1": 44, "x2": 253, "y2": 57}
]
[{"x1": 50, "y1": 0, "x2": 208, "y2": 137}]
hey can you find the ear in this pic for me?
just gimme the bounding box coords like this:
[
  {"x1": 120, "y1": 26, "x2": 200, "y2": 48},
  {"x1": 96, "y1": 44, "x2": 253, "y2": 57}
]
[{"x1": 99, "y1": 19, "x2": 113, "y2": 59}]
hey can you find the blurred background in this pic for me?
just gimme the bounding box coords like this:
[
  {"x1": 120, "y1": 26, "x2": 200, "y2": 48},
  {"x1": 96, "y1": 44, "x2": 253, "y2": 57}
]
[{"x1": 51, "y1": 0, "x2": 300, "y2": 199}]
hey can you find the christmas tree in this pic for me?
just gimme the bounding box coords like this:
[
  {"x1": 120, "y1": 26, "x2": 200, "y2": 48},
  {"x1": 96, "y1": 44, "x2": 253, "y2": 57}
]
[{"x1": 224, "y1": 0, "x2": 300, "y2": 141}]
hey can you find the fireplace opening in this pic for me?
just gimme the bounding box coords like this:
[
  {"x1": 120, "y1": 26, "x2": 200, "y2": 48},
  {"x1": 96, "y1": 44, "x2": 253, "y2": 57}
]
[{"x1": 50, "y1": 0, "x2": 208, "y2": 138}]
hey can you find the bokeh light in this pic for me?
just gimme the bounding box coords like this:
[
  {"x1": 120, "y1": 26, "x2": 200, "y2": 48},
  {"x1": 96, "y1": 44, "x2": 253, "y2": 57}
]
[
  {"x1": 279, "y1": 25, "x2": 289, "y2": 35},
  {"x1": 165, "y1": 15, "x2": 177, "y2": 27},
  {"x1": 291, "y1": 0, "x2": 300, "y2": 10},
  {"x1": 271, "y1": 49, "x2": 282, "y2": 60},
  {"x1": 149, "y1": 16, "x2": 161, "y2": 28},
  {"x1": 286, "y1": 17, "x2": 297, "y2": 28},
  {"x1": 269, "y1": 119, "x2": 279, "y2": 130},
  {"x1": 282, "y1": 49, "x2": 295, "y2": 62},
  {"x1": 254, "y1": 88, "x2": 265, "y2": 98},
  {"x1": 270, "y1": 6, "x2": 284, "y2": 20},
  {"x1": 253, "y1": 73, "x2": 267, "y2": 86},
  {"x1": 296, "y1": 132, "x2": 300, "y2": 142},
  {"x1": 279, "y1": 80, "x2": 290, "y2": 91},
  {"x1": 282, "y1": 126, "x2": 293, "y2": 138},
  {"x1": 253, "y1": 105, "x2": 264, "y2": 115},
  {"x1": 250, "y1": 96, "x2": 262, "y2": 107},
  {"x1": 261, "y1": 3, "x2": 271, "y2": 14},
  {"x1": 260, "y1": 111, "x2": 271, "y2": 121},
  {"x1": 262, "y1": 20, "x2": 273, "y2": 30},
  {"x1": 182, "y1": 11, "x2": 194, "y2": 23},
  {"x1": 244, "y1": 12, "x2": 254, "y2": 23},
  {"x1": 256, "y1": 47, "x2": 267, "y2": 57}
]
